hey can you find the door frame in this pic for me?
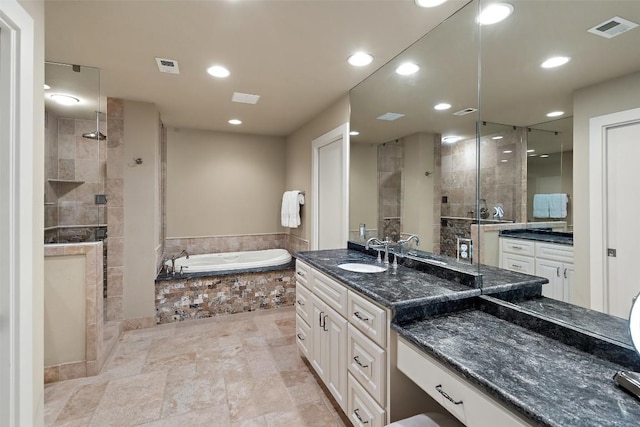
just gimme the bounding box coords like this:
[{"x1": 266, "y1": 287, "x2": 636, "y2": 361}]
[
  {"x1": 589, "y1": 107, "x2": 640, "y2": 313},
  {"x1": 311, "y1": 123, "x2": 350, "y2": 250},
  {"x1": 0, "y1": 0, "x2": 35, "y2": 425}
]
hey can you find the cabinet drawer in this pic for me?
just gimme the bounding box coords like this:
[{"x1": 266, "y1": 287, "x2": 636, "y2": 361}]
[
  {"x1": 347, "y1": 324, "x2": 386, "y2": 406},
  {"x1": 295, "y1": 283, "x2": 312, "y2": 325},
  {"x1": 348, "y1": 291, "x2": 387, "y2": 348},
  {"x1": 500, "y1": 238, "x2": 535, "y2": 256},
  {"x1": 295, "y1": 314, "x2": 311, "y2": 358},
  {"x1": 312, "y1": 269, "x2": 348, "y2": 317},
  {"x1": 536, "y1": 243, "x2": 574, "y2": 264},
  {"x1": 296, "y1": 260, "x2": 311, "y2": 288},
  {"x1": 347, "y1": 373, "x2": 385, "y2": 427},
  {"x1": 500, "y1": 253, "x2": 535, "y2": 275},
  {"x1": 397, "y1": 338, "x2": 528, "y2": 427}
]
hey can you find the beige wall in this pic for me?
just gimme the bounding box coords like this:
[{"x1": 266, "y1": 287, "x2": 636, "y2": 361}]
[
  {"x1": 573, "y1": 71, "x2": 640, "y2": 308},
  {"x1": 44, "y1": 256, "x2": 86, "y2": 366},
  {"x1": 349, "y1": 143, "x2": 378, "y2": 236},
  {"x1": 19, "y1": 0, "x2": 45, "y2": 424},
  {"x1": 403, "y1": 132, "x2": 436, "y2": 251},
  {"x1": 166, "y1": 128, "x2": 286, "y2": 238},
  {"x1": 285, "y1": 95, "x2": 350, "y2": 242},
  {"x1": 123, "y1": 100, "x2": 161, "y2": 320}
]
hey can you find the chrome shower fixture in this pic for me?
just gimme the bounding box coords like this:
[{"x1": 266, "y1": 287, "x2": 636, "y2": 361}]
[{"x1": 82, "y1": 111, "x2": 106, "y2": 141}]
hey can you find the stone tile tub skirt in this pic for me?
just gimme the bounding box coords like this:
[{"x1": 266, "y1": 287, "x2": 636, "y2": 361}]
[{"x1": 155, "y1": 268, "x2": 296, "y2": 324}]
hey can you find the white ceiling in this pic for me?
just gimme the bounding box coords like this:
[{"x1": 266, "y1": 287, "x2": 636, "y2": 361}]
[{"x1": 44, "y1": 0, "x2": 469, "y2": 136}]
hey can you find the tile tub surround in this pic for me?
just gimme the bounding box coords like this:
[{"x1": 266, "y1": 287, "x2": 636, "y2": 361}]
[
  {"x1": 155, "y1": 269, "x2": 296, "y2": 324},
  {"x1": 164, "y1": 233, "x2": 288, "y2": 258},
  {"x1": 393, "y1": 300, "x2": 640, "y2": 427},
  {"x1": 44, "y1": 242, "x2": 108, "y2": 382}
]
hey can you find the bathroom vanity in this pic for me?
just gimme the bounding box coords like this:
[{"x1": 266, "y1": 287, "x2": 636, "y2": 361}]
[{"x1": 295, "y1": 242, "x2": 640, "y2": 427}]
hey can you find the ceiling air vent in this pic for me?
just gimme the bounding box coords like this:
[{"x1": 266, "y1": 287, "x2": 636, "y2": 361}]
[
  {"x1": 377, "y1": 112, "x2": 405, "y2": 121},
  {"x1": 453, "y1": 107, "x2": 478, "y2": 116},
  {"x1": 155, "y1": 57, "x2": 180, "y2": 74},
  {"x1": 232, "y1": 92, "x2": 261, "y2": 104},
  {"x1": 588, "y1": 16, "x2": 638, "y2": 39}
]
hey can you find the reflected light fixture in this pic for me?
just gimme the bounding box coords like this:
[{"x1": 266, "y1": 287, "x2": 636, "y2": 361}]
[
  {"x1": 349, "y1": 131, "x2": 360, "y2": 136},
  {"x1": 501, "y1": 159, "x2": 508, "y2": 163},
  {"x1": 503, "y1": 150, "x2": 512, "y2": 154},
  {"x1": 207, "y1": 65, "x2": 230, "y2": 78},
  {"x1": 540, "y1": 154, "x2": 550, "y2": 158},
  {"x1": 228, "y1": 119, "x2": 242, "y2": 125},
  {"x1": 434, "y1": 103, "x2": 452, "y2": 111},
  {"x1": 395, "y1": 62, "x2": 420, "y2": 76},
  {"x1": 477, "y1": 3, "x2": 514, "y2": 25},
  {"x1": 547, "y1": 111, "x2": 564, "y2": 117},
  {"x1": 44, "y1": 84, "x2": 51, "y2": 90},
  {"x1": 492, "y1": 136, "x2": 504, "y2": 140},
  {"x1": 527, "y1": 149, "x2": 535, "y2": 153},
  {"x1": 348, "y1": 52, "x2": 373, "y2": 67},
  {"x1": 541, "y1": 56, "x2": 571, "y2": 69},
  {"x1": 442, "y1": 135, "x2": 462, "y2": 144},
  {"x1": 415, "y1": 0, "x2": 448, "y2": 7},
  {"x1": 50, "y1": 94, "x2": 80, "y2": 105}
]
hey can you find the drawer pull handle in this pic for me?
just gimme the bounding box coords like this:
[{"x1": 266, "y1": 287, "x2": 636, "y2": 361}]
[
  {"x1": 511, "y1": 264, "x2": 522, "y2": 269},
  {"x1": 557, "y1": 267, "x2": 561, "y2": 277},
  {"x1": 319, "y1": 311, "x2": 324, "y2": 328},
  {"x1": 436, "y1": 384, "x2": 463, "y2": 405},
  {"x1": 353, "y1": 409, "x2": 368, "y2": 424},
  {"x1": 353, "y1": 355, "x2": 369, "y2": 368},
  {"x1": 512, "y1": 245, "x2": 523, "y2": 250},
  {"x1": 297, "y1": 271, "x2": 305, "y2": 277},
  {"x1": 354, "y1": 311, "x2": 369, "y2": 321},
  {"x1": 296, "y1": 299, "x2": 304, "y2": 306},
  {"x1": 564, "y1": 268, "x2": 567, "y2": 279},
  {"x1": 296, "y1": 333, "x2": 304, "y2": 341},
  {"x1": 323, "y1": 314, "x2": 329, "y2": 331}
]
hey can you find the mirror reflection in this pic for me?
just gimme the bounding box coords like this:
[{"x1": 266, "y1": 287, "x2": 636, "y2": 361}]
[{"x1": 349, "y1": 0, "x2": 640, "y2": 330}]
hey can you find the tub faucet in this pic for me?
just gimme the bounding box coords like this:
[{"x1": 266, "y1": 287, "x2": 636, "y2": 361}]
[
  {"x1": 366, "y1": 237, "x2": 392, "y2": 265},
  {"x1": 169, "y1": 250, "x2": 190, "y2": 274},
  {"x1": 397, "y1": 235, "x2": 420, "y2": 255}
]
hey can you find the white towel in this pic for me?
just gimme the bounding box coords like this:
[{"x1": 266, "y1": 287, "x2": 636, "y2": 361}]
[
  {"x1": 281, "y1": 190, "x2": 303, "y2": 228},
  {"x1": 533, "y1": 194, "x2": 550, "y2": 218},
  {"x1": 549, "y1": 193, "x2": 568, "y2": 218}
]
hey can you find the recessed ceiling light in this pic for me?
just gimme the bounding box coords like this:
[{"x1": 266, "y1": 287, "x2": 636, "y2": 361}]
[
  {"x1": 477, "y1": 3, "x2": 514, "y2": 25},
  {"x1": 207, "y1": 65, "x2": 230, "y2": 78},
  {"x1": 348, "y1": 52, "x2": 373, "y2": 67},
  {"x1": 529, "y1": 154, "x2": 538, "y2": 157},
  {"x1": 50, "y1": 94, "x2": 80, "y2": 105},
  {"x1": 415, "y1": 0, "x2": 448, "y2": 7},
  {"x1": 44, "y1": 84, "x2": 51, "y2": 90},
  {"x1": 540, "y1": 154, "x2": 550, "y2": 158},
  {"x1": 434, "y1": 103, "x2": 451, "y2": 111},
  {"x1": 547, "y1": 111, "x2": 564, "y2": 117},
  {"x1": 541, "y1": 56, "x2": 571, "y2": 69},
  {"x1": 228, "y1": 119, "x2": 242, "y2": 125},
  {"x1": 503, "y1": 150, "x2": 512, "y2": 154},
  {"x1": 527, "y1": 149, "x2": 535, "y2": 153},
  {"x1": 395, "y1": 62, "x2": 420, "y2": 76},
  {"x1": 349, "y1": 131, "x2": 360, "y2": 136},
  {"x1": 442, "y1": 135, "x2": 462, "y2": 144},
  {"x1": 492, "y1": 136, "x2": 504, "y2": 140}
]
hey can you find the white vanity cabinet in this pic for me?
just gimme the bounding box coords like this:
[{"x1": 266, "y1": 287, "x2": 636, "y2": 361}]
[
  {"x1": 499, "y1": 238, "x2": 574, "y2": 303},
  {"x1": 295, "y1": 260, "x2": 389, "y2": 424}
]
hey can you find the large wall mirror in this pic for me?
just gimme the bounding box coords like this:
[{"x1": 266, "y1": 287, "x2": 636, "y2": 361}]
[{"x1": 349, "y1": 0, "x2": 640, "y2": 332}]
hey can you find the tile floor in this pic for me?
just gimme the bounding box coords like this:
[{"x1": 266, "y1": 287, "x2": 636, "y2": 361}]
[{"x1": 44, "y1": 307, "x2": 349, "y2": 426}]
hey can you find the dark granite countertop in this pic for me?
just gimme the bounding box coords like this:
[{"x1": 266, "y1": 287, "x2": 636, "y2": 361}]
[
  {"x1": 500, "y1": 229, "x2": 574, "y2": 246},
  {"x1": 393, "y1": 301, "x2": 640, "y2": 427}
]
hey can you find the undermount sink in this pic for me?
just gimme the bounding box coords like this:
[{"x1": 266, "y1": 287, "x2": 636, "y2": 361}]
[{"x1": 338, "y1": 263, "x2": 387, "y2": 273}]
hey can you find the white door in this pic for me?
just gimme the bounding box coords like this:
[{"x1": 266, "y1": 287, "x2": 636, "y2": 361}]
[
  {"x1": 312, "y1": 124, "x2": 349, "y2": 250},
  {"x1": 590, "y1": 108, "x2": 640, "y2": 317},
  {"x1": 605, "y1": 120, "x2": 640, "y2": 318}
]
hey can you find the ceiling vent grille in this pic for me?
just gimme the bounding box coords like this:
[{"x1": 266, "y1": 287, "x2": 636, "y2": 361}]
[
  {"x1": 155, "y1": 57, "x2": 180, "y2": 74},
  {"x1": 588, "y1": 16, "x2": 638, "y2": 39},
  {"x1": 453, "y1": 107, "x2": 478, "y2": 116},
  {"x1": 232, "y1": 92, "x2": 261, "y2": 104},
  {"x1": 377, "y1": 112, "x2": 405, "y2": 121}
]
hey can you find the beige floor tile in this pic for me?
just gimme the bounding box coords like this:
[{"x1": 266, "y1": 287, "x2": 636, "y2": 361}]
[
  {"x1": 142, "y1": 352, "x2": 196, "y2": 374},
  {"x1": 226, "y1": 374, "x2": 295, "y2": 423},
  {"x1": 269, "y1": 344, "x2": 307, "y2": 372},
  {"x1": 245, "y1": 349, "x2": 279, "y2": 379},
  {"x1": 280, "y1": 370, "x2": 325, "y2": 406},
  {"x1": 231, "y1": 416, "x2": 268, "y2": 427},
  {"x1": 274, "y1": 318, "x2": 296, "y2": 336},
  {"x1": 140, "y1": 405, "x2": 231, "y2": 427},
  {"x1": 54, "y1": 381, "x2": 108, "y2": 425},
  {"x1": 52, "y1": 416, "x2": 93, "y2": 427},
  {"x1": 89, "y1": 371, "x2": 168, "y2": 426},
  {"x1": 161, "y1": 373, "x2": 228, "y2": 418},
  {"x1": 297, "y1": 401, "x2": 344, "y2": 427},
  {"x1": 263, "y1": 410, "x2": 305, "y2": 427}
]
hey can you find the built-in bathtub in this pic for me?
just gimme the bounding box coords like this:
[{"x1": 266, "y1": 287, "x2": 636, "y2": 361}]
[
  {"x1": 155, "y1": 248, "x2": 296, "y2": 324},
  {"x1": 167, "y1": 248, "x2": 292, "y2": 273}
]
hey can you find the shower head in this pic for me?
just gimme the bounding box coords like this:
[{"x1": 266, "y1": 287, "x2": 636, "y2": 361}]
[{"x1": 82, "y1": 131, "x2": 107, "y2": 141}]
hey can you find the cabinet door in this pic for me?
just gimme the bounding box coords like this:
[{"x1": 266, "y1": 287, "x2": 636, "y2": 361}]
[
  {"x1": 535, "y1": 258, "x2": 563, "y2": 301},
  {"x1": 325, "y1": 304, "x2": 348, "y2": 411},
  {"x1": 310, "y1": 293, "x2": 327, "y2": 380},
  {"x1": 563, "y1": 264, "x2": 574, "y2": 303}
]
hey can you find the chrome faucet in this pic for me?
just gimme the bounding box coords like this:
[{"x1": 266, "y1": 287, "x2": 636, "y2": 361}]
[
  {"x1": 397, "y1": 235, "x2": 420, "y2": 255},
  {"x1": 366, "y1": 237, "x2": 392, "y2": 265},
  {"x1": 169, "y1": 249, "x2": 190, "y2": 274}
]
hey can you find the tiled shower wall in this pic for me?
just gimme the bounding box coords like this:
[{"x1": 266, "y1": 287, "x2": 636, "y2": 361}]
[
  {"x1": 378, "y1": 141, "x2": 403, "y2": 241},
  {"x1": 44, "y1": 111, "x2": 107, "y2": 230}
]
